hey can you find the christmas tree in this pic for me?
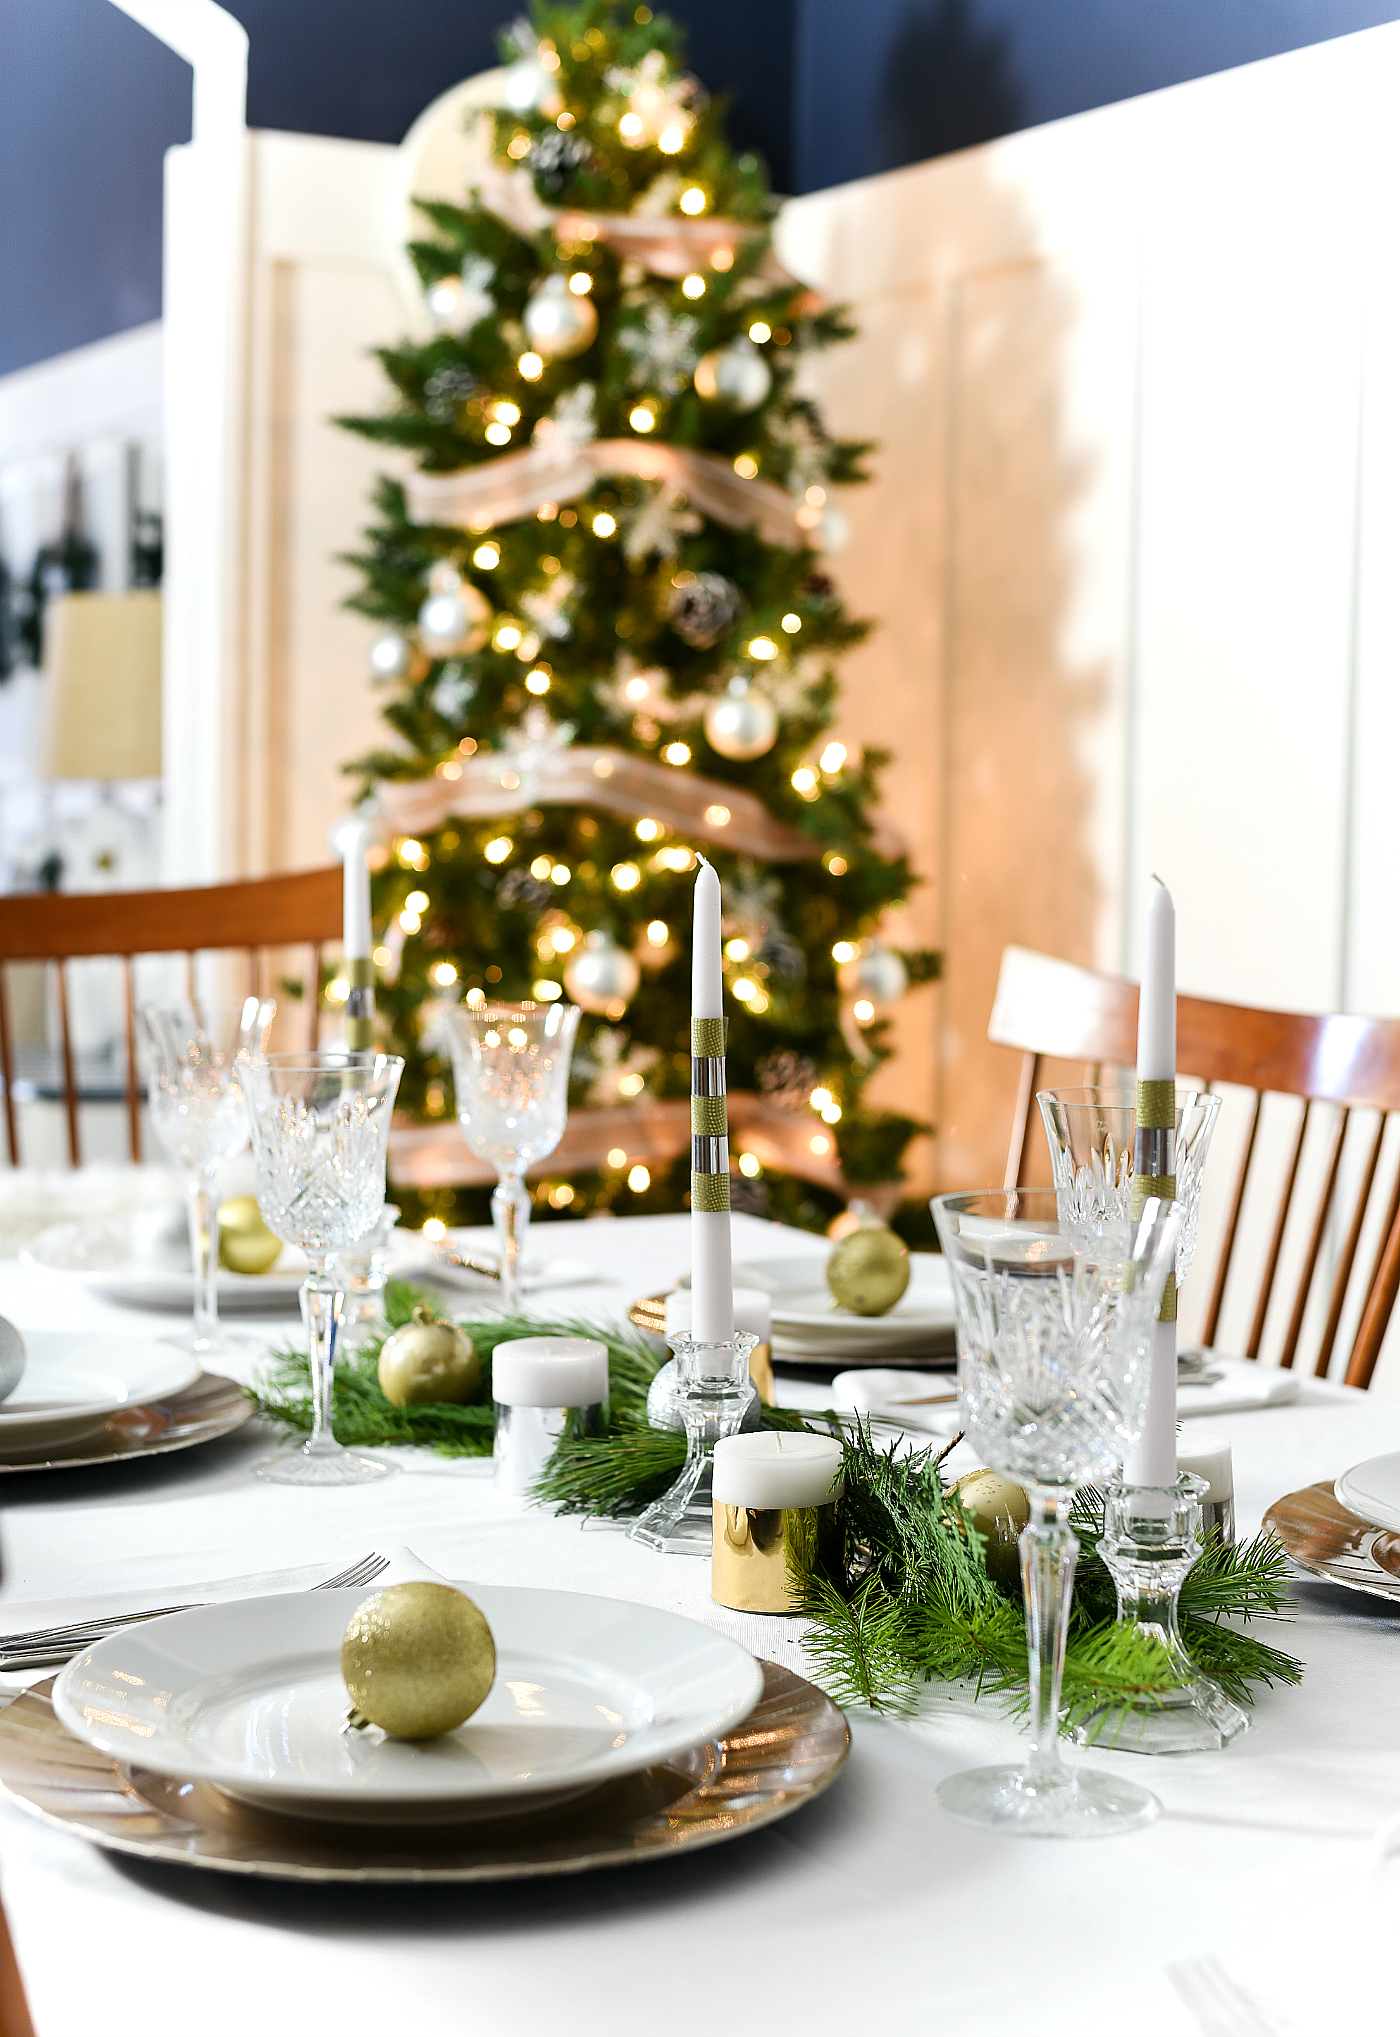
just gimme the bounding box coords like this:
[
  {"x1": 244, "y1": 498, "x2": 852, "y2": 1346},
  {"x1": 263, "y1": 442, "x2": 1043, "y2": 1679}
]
[{"x1": 340, "y1": 0, "x2": 938, "y2": 1236}]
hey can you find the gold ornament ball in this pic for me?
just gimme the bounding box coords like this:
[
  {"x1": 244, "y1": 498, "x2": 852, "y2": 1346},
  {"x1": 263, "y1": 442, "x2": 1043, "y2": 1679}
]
[
  {"x1": 953, "y1": 1469, "x2": 1031, "y2": 1592},
  {"x1": 826, "y1": 1226, "x2": 910, "y2": 1316},
  {"x1": 523, "y1": 273, "x2": 598, "y2": 360},
  {"x1": 341, "y1": 1583, "x2": 496, "y2": 1740},
  {"x1": 378, "y1": 1310, "x2": 479, "y2": 1406},
  {"x1": 703, "y1": 677, "x2": 778, "y2": 761},
  {"x1": 217, "y1": 1196, "x2": 283, "y2": 1275}
]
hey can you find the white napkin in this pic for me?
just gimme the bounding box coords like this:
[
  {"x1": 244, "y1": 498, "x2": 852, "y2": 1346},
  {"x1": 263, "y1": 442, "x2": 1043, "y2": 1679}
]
[
  {"x1": 1177, "y1": 1354, "x2": 1300, "y2": 1418},
  {"x1": 831, "y1": 1367, "x2": 961, "y2": 1436}
]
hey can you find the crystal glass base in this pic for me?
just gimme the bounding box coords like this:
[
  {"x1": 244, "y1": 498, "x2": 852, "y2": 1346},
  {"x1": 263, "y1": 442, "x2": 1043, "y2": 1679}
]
[
  {"x1": 629, "y1": 1330, "x2": 757, "y2": 1556},
  {"x1": 164, "y1": 1323, "x2": 258, "y2": 1361},
  {"x1": 252, "y1": 1447, "x2": 396, "y2": 1487},
  {"x1": 1077, "y1": 1472, "x2": 1249, "y2": 1755},
  {"x1": 937, "y1": 1761, "x2": 1160, "y2": 1837}
]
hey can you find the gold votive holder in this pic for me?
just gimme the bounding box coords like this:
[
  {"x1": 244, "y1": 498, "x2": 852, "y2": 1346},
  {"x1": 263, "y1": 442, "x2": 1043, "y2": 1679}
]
[{"x1": 710, "y1": 1431, "x2": 846, "y2": 1614}]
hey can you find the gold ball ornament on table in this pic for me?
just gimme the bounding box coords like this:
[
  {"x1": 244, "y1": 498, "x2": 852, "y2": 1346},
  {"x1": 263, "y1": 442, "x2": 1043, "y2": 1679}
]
[
  {"x1": 217, "y1": 1196, "x2": 283, "y2": 1275},
  {"x1": 564, "y1": 930, "x2": 640, "y2": 1018},
  {"x1": 377, "y1": 1308, "x2": 479, "y2": 1407},
  {"x1": 523, "y1": 273, "x2": 598, "y2": 361},
  {"x1": 341, "y1": 1583, "x2": 496, "y2": 1740},
  {"x1": 693, "y1": 336, "x2": 772, "y2": 412},
  {"x1": 703, "y1": 676, "x2": 778, "y2": 761},
  {"x1": 952, "y1": 1469, "x2": 1031, "y2": 1593},
  {"x1": 417, "y1": 563, "x2": 491, "y2": 658},
  {"x1": 826, "y1": 1224, "x2": 911, "y2": 1316}
]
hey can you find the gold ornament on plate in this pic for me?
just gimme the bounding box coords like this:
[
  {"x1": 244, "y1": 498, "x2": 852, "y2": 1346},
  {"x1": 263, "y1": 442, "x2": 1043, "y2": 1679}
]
[
  {"x1": 826, "y1": 1223, "x2": 910, "y2": 1316},
  {"x1": 953, "y1": 1469, "x2": 1030, "y2": 1592},
  {"x1": 377, "y1": 1309, "x2": 479, "y2": 1407},
  {"x1": 217, "y1": 1196, "x2": 283, "y2": 1275},
  {"x1": 341, "y1": 1582, "x2": 496, "y2": 1740}
]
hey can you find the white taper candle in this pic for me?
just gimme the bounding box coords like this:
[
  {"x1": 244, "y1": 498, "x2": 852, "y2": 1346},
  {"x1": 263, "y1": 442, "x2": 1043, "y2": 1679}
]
[
  {"x1": 691, "y1": 858, "x2": 734, "y2": 1344},
  {"x1": 1126, "y1": 873, "x2": 1178, "y2": 1487},
  {"x1": 341, "y1": 821, "x2": 372, "y2": 961}
]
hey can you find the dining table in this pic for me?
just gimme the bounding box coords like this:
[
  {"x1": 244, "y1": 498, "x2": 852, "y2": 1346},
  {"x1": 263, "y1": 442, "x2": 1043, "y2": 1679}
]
[{"x1": 0, "y1": 1203, "x2": 1397, "y2": 2036}]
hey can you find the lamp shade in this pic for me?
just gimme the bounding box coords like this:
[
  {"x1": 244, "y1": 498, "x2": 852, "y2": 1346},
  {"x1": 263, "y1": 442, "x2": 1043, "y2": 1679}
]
[{"x1": 42, "y1": 590, "x2": 162, "y2": 780}]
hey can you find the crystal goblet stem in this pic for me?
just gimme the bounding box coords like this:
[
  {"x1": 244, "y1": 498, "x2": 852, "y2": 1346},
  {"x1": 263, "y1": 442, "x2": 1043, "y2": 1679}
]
[
  {"x1": 492, "y1": 1170, "x2": 531, "y2": 1315},
  {"x1": 186, "y1": 1172, "x2": 221, "y2": 1354},
  {"x1": 1022, "y1": 1491, "x2": 1078, "y2": 1796},
  {"x1": 298, "y1": 1258, "x2": 345, "y2": 1465}
]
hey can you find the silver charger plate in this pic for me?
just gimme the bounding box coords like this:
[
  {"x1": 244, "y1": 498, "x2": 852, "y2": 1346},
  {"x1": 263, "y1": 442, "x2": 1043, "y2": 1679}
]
[
  {"x1": 0, "y1": 1662, "x2": 848, "y2": 1883},
  {"x1": 1263, "y1": 1480, "x2": 1400, "y2": 1602},
  {"x1": 0, "y1": 1372, "x2": 253, "y2": 1475}
]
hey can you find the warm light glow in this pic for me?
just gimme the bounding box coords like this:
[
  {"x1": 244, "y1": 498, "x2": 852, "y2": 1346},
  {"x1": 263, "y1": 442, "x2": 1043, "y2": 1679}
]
[
  {"x1": 628, "y1": 1163, "x2": 651, "y2": 1192},
  {"x1": 658, "y1": 125, "x2": 685, "y2": 153},
  {"x1": 733, "y1": 977, "x2": 756, "y2": 1001},
  {"x1": 618, "y1": 111, "x2": 644, "y2": 139},
  {"x1": 485, "y1": 422, "x2": 512, "y2": 446},
  {"x1": 749, "y1": 990, "x2": 769, "y2": 1013},
  {"x1": 853, "y1": 999, "x2": 875, "y2": 1023},
  {"x1": 551, "y1": 864, "x2": 571, "y2": 884},
  {"x1": 826, "y1": 854, "x2": 848, "y2": 876},
  {"x1": 568, "y1": 271, "x2": 593, "y2": 295},
  {"x1": 662, "y1": 741, "x2": 690, "y2": 766},
  {"x1": 507, "y1": 134, "x2": 531, "y2": 160},
  {"x1": 473, "y1": 541, "x2": 500, "y2": 569},
  {"x1": 492, "y1": 401, "x2": 521, "y2": 425},
  {"x1": 373, "y1": 945, "x2": 391, "y2": 968},
  {"x1": 436, "y1": 759, "x2": 462, "y2": 780},
  {"x1": 551, "y1": 928, "x2": 576, "y2": 952},
  {"x1": 738, "y1": 1151, "x2": 761, "y2": 1178},
  {"x1": 822, "y1": 1103, "x2": 843, "y2": 1123},
  {"x1": 402, "y1": 890, "x2": 428, "y2": 915},
  {"x1": 398, "y1": 838, "x2": 425, "y2": 866},
  {"x1": 806, "y1": 484, "x2": 827, "y2": 505},
  {"x1": 612, "y1": 861, "x2": 640, "y2": 890},
  {"x1": 811, "y1": 1134, "x2": 831, "y2": 1155},
  {"x1": 791, "y1": 767, "x2": 818, "y2": 794},
  {"x1": 607, "y1": 1147, "x2": 628, "y2": 1167},
  {"x1": 525, "y1": 668, "x2": 551, "y2": 694},
  {"x1": 593, "y1": 512, "x2": 617, "y2": 537},
  {"x1": 624, "y1": 674, "x2": 652, "y2": 703},
  {"x1": 494, "y1": 622, "x2": 523, "y2": 651},
  {"x1": 725, "y1": 938, "x2": 749, "y2": 961},
  {"x1": 657, "y1": 845, "x2": 694, "y2": 871},
  {"x1": 680, "y1": 186, "x2": 706, "y2": 214},
  {"x1": 820, "y1": 743, "x2": 847, "y2": 773},
  {"x1": 831, "y1": 940, "x2": 856, "y2": 963},
  {"x1": 647, "y1": 920, "x2": 668, "y2": 945},
  {"x1": 619, "y1": 1071, "x2": 645, "y2": 1097},
  {"x1": 704, "y1": 804, "x2": 730, "y2": 826},
  {"x1": 432, "y1": 962, "x2": 458, "y2": 986},
  {"x1": 681, "y1": 273, "x2": 705, "y2": 298},
  {"x1": 748, "y1": 321, "x2": 772, "y2": 344},
  {"x1": 508, "y1": 1026, "x2": 528, "y2": 1046},
  {"x1": 532, "y1": 979, "x2": 563, "y2": 1000},
  {"x1": 549, "y1": 1183, "x2": 575, "y2": 1207},
  {"x1": 466, "y1": 986, "x2": 485, "y2": 1006},
  {"x1": 635, "y1": 817, "x2": 660, "y2": 841},
  {"x1": 732, "y1": 454, "x2": 758, "y2": 479},
  {"x1": 810, "y1": 1087, "x2": 832, "y2": 1109},
  {"x1": 398, "y1": 909, "x2": 421, "y2": 934},
  {"x1": 629, "y1": 405, "x2": 656, "y2": 433},
  {"x1": 711, "y1": 245, "x2": 734, "y2": 271},
  {"x1": 423, "y1": 1217, "x2": 448, "y2": 1241},
  {"x1": 781, "y1": 612, "x2": 802, "y2": 633},
  {"x1": 747, "y1": 636, "x2": 777, "y2": 660},
  {"x1": 485, "y1": 837, "x2": 512, "y2": 863},
  {"x1": 327, "y1": 976, "x2": 349, "y2": 1004},
  {"x1": 459, "y1": 736, "x2": 478, "y2": 755},
  {"x1": 531, "y1": 855, "x2": 552, "y2": 878},
  {"x1": 518, "y1": 351, "x2": 544, "y2": 380}
]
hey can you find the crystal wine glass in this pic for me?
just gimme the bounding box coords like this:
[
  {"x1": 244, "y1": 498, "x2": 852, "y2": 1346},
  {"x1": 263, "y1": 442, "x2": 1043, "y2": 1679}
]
[
  {"x1": 1037, "y1": 1086, "x2": 1222, "y2": 1292},
  {"x1": 241, "y1": 1052, "x2": 403, "y2": 1486},
  {"x1": 441, "y1": 1001, "x2": 580, "y2": 1312},
  {"x1": 930, "y1": 1187, "x2": 1181, "y2": 1837},
  {"x1": 139, "y1": 998, "x2": 276, "y2": 1358}
]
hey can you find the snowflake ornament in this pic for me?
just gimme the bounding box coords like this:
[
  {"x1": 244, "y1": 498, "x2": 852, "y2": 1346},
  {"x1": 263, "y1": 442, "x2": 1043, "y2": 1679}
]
[
  {"x1": 576, "y1": 1027, "x2": 660, "y2": 1108},
  {"x1": 533, "y1": 383, "x2": 597, "y2": 451},
  {"x1": 621, "y1": 483, "x2": 700, "y2": 565},
  {"x1": 521, "y1": 571, "x2": 575, "y2": 642},
  {"x1": 616, "y1": 307, "x2": 700, "y2": 394}
]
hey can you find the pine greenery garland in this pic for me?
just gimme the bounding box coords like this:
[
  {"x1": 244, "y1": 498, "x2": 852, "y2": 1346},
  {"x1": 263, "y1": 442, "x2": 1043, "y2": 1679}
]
[{"x1": 250, "y1": 1280, "x2": 1301, "y2": 1731}]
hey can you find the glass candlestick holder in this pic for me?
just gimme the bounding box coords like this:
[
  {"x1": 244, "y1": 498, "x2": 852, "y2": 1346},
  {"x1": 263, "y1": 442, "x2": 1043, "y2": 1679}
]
[
  {"x1": 630, "y1": 1329, "x2": 758, "y2": 1555},
  {"x1": 1073, "y1": 1473, "x2": 1249, "y2": 1754}
]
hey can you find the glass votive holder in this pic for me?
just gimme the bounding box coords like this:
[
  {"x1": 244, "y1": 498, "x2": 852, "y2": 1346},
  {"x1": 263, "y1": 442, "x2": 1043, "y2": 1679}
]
[
  {"x1": 711, "y1": 1431, "x2": 845, "y2": 1614},
  {"x1": 330, "y1": 1204, "x2": 400, "y2": 1355},
  {"x1": 1177, "y1": 1429, "x2": 1235, "y2": 1544},
  {"x1": 492, "y1": 1335, "x2": 609, "y2": 1497},
  {"x1": 647, "y1": 1286, "x2": 773, "y2": 1429}
]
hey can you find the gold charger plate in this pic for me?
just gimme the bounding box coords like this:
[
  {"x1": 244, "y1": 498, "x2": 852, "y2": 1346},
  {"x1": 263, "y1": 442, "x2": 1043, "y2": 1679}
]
[
  {"x1": 0, "y1": 1372, "x2": 253, "y2": 1475},
  {"x1": 1262, "y1": 1480, "x2": 1400, "y2": 1602},
  {"x1": 0, "y1": 1662, "x2": 848, "y2": 1883}
]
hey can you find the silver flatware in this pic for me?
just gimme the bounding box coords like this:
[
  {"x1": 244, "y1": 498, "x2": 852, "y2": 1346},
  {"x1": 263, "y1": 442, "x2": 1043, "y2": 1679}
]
[
  {"x1": 434, "y1": 1249, "x2": 501, "y2": 1280},
  {"x1": 0, "y1": 1552, "x2": 389, "y2": 1672}
]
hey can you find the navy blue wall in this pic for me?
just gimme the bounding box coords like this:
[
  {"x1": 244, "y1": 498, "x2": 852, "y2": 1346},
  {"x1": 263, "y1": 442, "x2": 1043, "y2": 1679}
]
[{"x1": 3, "y1": 0, "x2": 1397, "y2": 378}]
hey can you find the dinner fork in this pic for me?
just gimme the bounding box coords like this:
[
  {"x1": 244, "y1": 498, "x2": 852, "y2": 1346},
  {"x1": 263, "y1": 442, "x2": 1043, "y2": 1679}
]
[
  {"x1": 1168, "y1": 1956, "x2": 1287, "y2": 2036},
  {"x1": 0, "y1": 1552, "x2": 390, "y2": 1672}
]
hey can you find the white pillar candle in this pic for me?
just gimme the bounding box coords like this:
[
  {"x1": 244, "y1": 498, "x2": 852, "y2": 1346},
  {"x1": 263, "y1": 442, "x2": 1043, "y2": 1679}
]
[
  {"x1": 665, "y1": 1286, "x2": 771, "y2": 1344},
  {"x1": 1126, "y1": 873, "x2": 1178, "y2": 1488},
  {"x1": 1177, "y1": 1430, "x2": 1233, "y2": 1507},
  {"x1": 690, "y1": 857, "x2": 734, "y2": 1345},
  {"x1": 712, "y1": 1431, "x2": 844, "y2": 1510},
  {"x1": 491, "y1": 1335, "x2": 608, "y2": 1407},
  {"x1": 342, "y1": 820, "x2": 372, "y2": 960}
]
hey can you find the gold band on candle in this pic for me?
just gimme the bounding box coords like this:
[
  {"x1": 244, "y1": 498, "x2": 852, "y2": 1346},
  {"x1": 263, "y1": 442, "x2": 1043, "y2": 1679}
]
[
  {"x1": 711, "y1": 1498, "x2": 844, "y2": 1613},
  {"x1": 691, "y1": 1172, "x2": 731, "y2": 1213},
  {"x1": 691, "y1": 1016, "x2": 728, "y2": 1057},
  {"x1": 344, "y1": 1017, "x2": 375, "y2": 1050},
  {"x1": 344, "y1": 956, "x2": 375, "y2": 988},
  {"x1": 1136, "y1": 1077, "x2": 1175, "y2": 1130},
  {"x1": 1133, "y1": 1173, "x2": 1176, "y2": 1206},
  {"x1": 691, "y1": 1094, "x2": 728, "y2": 1136}
]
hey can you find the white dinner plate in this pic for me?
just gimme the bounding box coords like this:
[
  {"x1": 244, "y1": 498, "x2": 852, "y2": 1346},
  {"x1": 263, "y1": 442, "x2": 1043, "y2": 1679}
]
[
  {"x1": 735, "y1": 1252, "x2": 956, "y2": 1364},
  {"x1": 53, "y1": 1585, "x2": 764, "y2": 1825},
  {"x1": 396, "y1": 1228, "x2": 597, "y2": 1296},
  {"x1": 1336, "y1": 1454, "x2": 1400, "y2": 1534},
  {"x1": 24, "y1": 1220, "x2": 308, "y2": 1314},
  {"x1": 0, "y1": 1332, "x2": 200, "y2": 1447}
]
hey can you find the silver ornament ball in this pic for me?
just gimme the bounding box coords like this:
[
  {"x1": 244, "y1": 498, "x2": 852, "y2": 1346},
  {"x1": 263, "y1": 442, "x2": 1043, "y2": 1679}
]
[
  {"x1": 523, "y1": 274, "x2": 598, "y2": 361},
  {"x1": 502, "y1": 56, "x2": 561, "y2": 117},
  {"x1": 838, "y1": 938, "x2": 908, "y2": 1006},
  {"x1": 693, "y1": 337, "x2": 772, "y2": 413},
  {"x1": 564, "y1": 931, "x2": 641, "y2": 1017},
  {"x1": 704, "y1": 677, "x2": 778, "y2": 761},
  {"x1": 417, "y1": 571, "x2": 491, "y2": 658},
  {"x1": 369, "y1": 630, "x2": 411, "y2": 681}
]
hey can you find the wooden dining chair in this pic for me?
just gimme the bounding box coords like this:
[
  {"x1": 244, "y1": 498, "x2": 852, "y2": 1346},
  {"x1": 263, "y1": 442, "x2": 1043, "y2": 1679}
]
[
  {"x1": 987, "y1": 944, "x2": 1400, "y2": 1390},
  {"x1": 0, "y1": 866, "x2": 344, "y2": 1169}
]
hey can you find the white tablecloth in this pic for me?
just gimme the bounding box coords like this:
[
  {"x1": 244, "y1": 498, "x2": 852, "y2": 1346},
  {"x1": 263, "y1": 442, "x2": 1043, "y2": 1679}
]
[{"x1": 1, "y1": 1210, "x2": 1398, "y2": 2037}]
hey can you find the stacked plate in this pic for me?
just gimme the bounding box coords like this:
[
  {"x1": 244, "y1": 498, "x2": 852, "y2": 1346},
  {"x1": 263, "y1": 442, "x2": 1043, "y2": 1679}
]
[
  {"x1": 735, "y1": 1252, "x2": 956, "y2": 1367},
  {"x1": 0, "y1": 1585, "x2": 850, "y2": 1880},
  {"x1": 25, "y1": 1216, "x2": 308, "y2": 1314},
  {"x1": 0, "y1": 1330, "x2": 201, "y2": 1463}
]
